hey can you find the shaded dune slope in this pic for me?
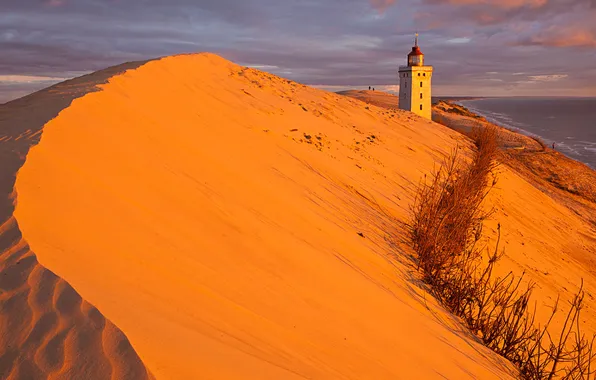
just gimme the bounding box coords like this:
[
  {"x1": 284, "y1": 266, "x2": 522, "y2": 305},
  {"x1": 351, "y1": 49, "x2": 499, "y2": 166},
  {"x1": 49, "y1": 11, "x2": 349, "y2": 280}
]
[
  {"x1": 13, "y1": 53, "x2": 516, "y2": 379},
  {"x1": 0, "y1": 64, "x2": 153, "y2": 379}
]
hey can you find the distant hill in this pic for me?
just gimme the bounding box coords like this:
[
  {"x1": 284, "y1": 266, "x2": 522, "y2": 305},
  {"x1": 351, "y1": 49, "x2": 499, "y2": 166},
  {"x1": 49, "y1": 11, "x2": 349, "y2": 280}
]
[{"x1": 336, "y1": 89, "x2": 400, "y2": 109}]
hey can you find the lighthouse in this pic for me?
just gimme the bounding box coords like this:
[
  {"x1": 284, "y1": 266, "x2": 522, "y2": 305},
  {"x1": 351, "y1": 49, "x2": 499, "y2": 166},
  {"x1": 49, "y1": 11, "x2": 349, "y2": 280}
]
[{"x1": 398, "y1": 34, "x2": 433, "y2": 119}]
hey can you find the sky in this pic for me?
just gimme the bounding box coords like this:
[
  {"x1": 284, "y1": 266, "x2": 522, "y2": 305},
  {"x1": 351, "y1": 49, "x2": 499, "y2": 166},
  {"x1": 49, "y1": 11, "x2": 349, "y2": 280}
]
[{"x1": 1, "y1": 0, "x2": 595, "y2": 103}]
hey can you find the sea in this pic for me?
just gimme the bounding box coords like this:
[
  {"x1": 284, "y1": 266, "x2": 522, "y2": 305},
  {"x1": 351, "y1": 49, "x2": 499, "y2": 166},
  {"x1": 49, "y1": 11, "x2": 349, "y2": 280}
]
[{"x1": 458, "y1": 97, "x2": 596, "y2": 169}]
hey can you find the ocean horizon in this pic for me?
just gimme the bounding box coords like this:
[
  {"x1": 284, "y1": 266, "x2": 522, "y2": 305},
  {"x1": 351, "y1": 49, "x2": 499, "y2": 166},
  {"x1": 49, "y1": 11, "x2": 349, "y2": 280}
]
[{"x1": 458, "y1": 97, "x2": 596, "y2": 169}]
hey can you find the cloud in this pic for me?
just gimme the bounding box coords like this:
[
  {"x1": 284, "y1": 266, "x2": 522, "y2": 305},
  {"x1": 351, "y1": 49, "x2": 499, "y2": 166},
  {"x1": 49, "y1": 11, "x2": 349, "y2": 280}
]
[
  {"x1": 378, "y1": 84, "x2": 400, "y2": 93},
  {"x1": 243, "y1": 64, "x2": 279, "y2": 70},
  {"x1": 428, "y1": 0, "x2": 548, "y2": 9},
  {"x1": 528, "y1": 74, "x2": 568, "y2": 82},
  {"x1": 0, "y1": 75, "x2": 68, "y2": 83},
  {"x1": 519, "y1": 28, "x2": 596, "y2": 48},
  {"x1": 0, "y1": 0, "x2": 594, "y2": 101},
  {"x1": 420, "y1": 0, "x2": 596, "y2": 47},
  {"x1": 446, "y1": 37, "x2": 472, "y2": 44},
  {"x1": 369, "y1": 0, "x2": 397, "y2": 13},
  {"x1": 46, "y1": 0, "x2": 67, "y2": 7}
]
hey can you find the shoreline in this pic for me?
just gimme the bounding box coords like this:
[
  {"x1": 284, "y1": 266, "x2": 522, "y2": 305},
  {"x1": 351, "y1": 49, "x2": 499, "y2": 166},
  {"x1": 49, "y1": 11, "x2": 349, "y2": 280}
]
[
  {"x1": 433, "y1": 100, "x2": 596, "y2": 211},
  {"x1": 453, "y1": 99, "x2": 595, "y2": 170},
  {"x1": 457, "y1": 99, "x2": 548, "y2": 138},
  {"x1": 337, "y1": 90, "x2": 596, "y2": 213}
]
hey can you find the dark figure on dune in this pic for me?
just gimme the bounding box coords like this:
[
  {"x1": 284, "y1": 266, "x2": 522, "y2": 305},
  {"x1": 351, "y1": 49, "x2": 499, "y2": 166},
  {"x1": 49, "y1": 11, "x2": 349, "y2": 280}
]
[{"x1": 552, "y1": 142, "x2": 556, "y2": 150}]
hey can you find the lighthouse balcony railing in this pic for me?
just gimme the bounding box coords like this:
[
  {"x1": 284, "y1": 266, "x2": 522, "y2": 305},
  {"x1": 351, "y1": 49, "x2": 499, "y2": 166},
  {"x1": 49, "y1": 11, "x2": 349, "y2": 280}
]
[{"x1": 398, "y1": 65, "x2": 434, "y2": 70}]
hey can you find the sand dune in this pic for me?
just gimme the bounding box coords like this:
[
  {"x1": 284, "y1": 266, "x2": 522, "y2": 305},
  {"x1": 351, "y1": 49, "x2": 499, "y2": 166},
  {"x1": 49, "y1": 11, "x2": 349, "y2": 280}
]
[
  {"x1": 10, "y1": 53, "x2": 517, "y2": 379},
  {"x1": 6, "y1": 53, "x2": 595, "y2": 379},
  {"x1": 343, "y1": 90, "x2": 596, "y2": 340},
  {"x1": 336, "y1": 90, "x2": 400, "y2": 110},
  {"x1": 0, "y1": 64, "x2": 153, "y2": 379}
]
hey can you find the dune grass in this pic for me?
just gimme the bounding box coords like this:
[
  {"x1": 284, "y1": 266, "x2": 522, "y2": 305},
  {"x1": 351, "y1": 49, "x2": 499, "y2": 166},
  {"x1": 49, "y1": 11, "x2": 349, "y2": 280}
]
[{"x1": 408, "y1": 126, "x2": 596, "y2": 379}]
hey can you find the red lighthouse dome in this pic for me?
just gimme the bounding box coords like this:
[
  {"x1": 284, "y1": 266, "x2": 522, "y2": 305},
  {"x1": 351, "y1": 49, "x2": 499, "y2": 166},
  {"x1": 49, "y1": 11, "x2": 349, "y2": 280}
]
[{"x1": 407, "y1": 34, "x2": 424, "y2": 66}]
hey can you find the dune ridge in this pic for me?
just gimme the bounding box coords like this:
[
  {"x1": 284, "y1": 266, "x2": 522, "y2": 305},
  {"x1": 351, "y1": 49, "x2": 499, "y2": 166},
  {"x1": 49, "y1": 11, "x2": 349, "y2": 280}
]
[
  {"x1": 8, "y1": 53, "x2": 596, "y2": 378},
  {"x1": 0, "y1": 64, "x2": 153, "y2": 379},
  {"x1": 11, "y1": 53, "x2": 518, "y2": 379}
]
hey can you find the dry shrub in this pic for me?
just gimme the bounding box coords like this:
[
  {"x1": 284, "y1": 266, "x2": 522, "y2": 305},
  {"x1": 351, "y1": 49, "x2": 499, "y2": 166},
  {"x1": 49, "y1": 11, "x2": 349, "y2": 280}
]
[
  {"x1": 411, "y1": 126, "x2": 499, "y2": 284},
  {"x1": 409, "y1": 125, "x2": 596, "y2": 378}
]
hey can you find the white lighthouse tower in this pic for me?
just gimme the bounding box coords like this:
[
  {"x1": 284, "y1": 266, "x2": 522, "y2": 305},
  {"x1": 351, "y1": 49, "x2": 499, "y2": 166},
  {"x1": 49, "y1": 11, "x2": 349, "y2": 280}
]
[{"x1": 398, "y1": 34, "x2": 433, "y2": 119}]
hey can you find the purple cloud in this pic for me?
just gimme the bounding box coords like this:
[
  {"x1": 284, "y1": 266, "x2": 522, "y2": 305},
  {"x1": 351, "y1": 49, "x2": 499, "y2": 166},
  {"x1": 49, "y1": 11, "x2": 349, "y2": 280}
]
[{"x1": 0, "y1": 0, "x2": 594, "y2": 102}]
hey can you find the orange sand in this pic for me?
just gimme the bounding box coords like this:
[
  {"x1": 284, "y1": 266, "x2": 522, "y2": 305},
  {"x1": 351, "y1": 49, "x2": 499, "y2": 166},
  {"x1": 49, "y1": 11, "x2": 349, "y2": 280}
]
[
  {"x1": 0, "y1": 64, "x2": 152, "y2": 379},
  {"x1": 11, "y1": 53, "x2": 519, "y2": 378},
  {"x1": 344, "y1": 90, "x2": 596, "y2": 341},
  {"x1": 7, "y1": 53, "x2": 595, "y2": 378}
]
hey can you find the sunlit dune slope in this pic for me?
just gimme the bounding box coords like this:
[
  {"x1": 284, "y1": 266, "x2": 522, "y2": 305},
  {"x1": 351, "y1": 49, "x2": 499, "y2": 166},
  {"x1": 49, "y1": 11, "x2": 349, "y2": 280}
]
[
  {"x1": 433, "y1": 102, "x2": 596, "y2": 336},
  {"x1": 342, "y1": 90, "x2": 596, "y2": 346},
  {"x1": 0, "y1": 64, "x2": 153, "y2": 379},
  {"x1": 13, "y1": 53, "x2": 523, "y2": 379}
]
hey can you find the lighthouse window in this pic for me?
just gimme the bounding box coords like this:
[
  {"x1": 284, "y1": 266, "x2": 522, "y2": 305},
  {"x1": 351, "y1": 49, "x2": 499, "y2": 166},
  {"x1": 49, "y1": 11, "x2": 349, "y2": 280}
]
[
  {"x1": 420, "y1": 82, "x2": 423, "y2": 87},
  {"x1": 420, "y1": 93, "x2": 423, "y2": 99},
  {"x1": 418, "y1": 73, "x2": 421, "y2": 77},
  {"x1": 423, "y1": 73, "x2": 426, "y2": 77},
  {"x1": 420, "y1": 104, "x2": 423, "y2": 110}
]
